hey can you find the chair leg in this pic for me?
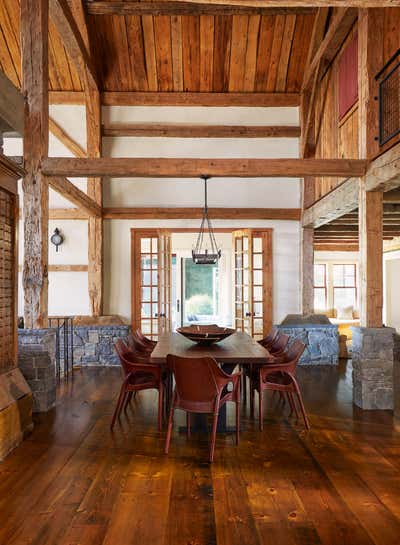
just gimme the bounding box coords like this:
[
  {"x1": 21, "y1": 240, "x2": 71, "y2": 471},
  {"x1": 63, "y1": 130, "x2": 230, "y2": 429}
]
[
  {"x1": 250, "y1": 379, "x2": 255, "y2": 416},
  {"x1": 292, "y1": 379, "x2": 310, "y2": 430},
  {"x1": 111, "y1": 384, "x2": 126, "y2": 430},
  {"x1": 124, "y1": 391, "x2": 133, "y2": 411},
  {"x1": 209, "y1": 410, "x2": 219, "y2": 463},
  {"x1": 286, "y1": 392, "x2": 294, "y2": 416},
  {"x1": 290, "y1": 391, "x2": 299, "y2": 419},
  {"x1": 236, "y1": 400, "x2": 240, "y2": 445},
  {"x1": 259, "y1": 388, "x2": 264, "y2": 431},
  {"x1": 242, "y1": 369, "x2": 247, "y2": 405},
  {"x1": 187, "y1": 412, "x2": 191, "y2": 439},
  {"x1": 158, "y1": 384, "x2": 164, "y2": 432},
  {"x1": 165, "y1": 398, "x2": 175, "y2": 454}
]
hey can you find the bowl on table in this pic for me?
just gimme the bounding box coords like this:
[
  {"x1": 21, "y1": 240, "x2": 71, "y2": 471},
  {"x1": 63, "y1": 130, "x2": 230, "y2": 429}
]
[{"x1": 176, "y1": 325, "x2": 235, "y2": 346}]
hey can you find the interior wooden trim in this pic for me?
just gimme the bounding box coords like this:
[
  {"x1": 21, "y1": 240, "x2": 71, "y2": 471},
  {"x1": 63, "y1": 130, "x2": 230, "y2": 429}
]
[
  {"x1": 103, "y1": 207, "x2": 301, "y2": 220},
  {"x1": 49, "y1": 91, "x2": 301, "y2": 107},
  {"x1": 102, "y1": 124, "x2": 301, "y2": 138}
]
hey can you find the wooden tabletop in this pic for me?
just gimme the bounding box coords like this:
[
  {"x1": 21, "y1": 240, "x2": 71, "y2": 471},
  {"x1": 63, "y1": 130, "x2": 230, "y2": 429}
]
[{"x1": 151, "y1": 331, "x2": 271, "y2": 365}]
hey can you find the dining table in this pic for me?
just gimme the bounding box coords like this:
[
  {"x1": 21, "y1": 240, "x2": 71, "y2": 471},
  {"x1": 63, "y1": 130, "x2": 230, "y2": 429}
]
[{"x1": 151, "y1": 330, "x2": 272, "y2": 432}]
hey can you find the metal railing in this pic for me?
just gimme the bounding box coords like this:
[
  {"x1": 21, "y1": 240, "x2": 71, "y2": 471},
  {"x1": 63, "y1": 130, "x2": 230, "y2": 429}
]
[
  {"x1": 48, "y1": 316, "x2": 75, "y2": 380},
  {"x1": 376, "y1": 48, "x2": 400, "y2": 146}
]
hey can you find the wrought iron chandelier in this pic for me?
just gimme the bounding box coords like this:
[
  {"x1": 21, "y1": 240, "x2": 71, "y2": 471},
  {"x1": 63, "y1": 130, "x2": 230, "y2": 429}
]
[{"x1": 192, "y1": 175, "x2": 222, "y2": 265}]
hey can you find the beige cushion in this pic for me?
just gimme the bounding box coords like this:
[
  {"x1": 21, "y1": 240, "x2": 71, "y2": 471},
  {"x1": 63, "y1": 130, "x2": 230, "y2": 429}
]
[{"x1": 336, "y1": 306, "x2": 354, "y2": 320}]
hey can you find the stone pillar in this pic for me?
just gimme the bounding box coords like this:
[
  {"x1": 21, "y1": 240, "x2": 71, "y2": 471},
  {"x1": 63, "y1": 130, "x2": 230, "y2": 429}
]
[
  {"x1": 18, "y1": 329, "x2": 56, "y2": 412},
  {"x1": 352, "y1": 327, "x2": 395, "y2": 410},
  {"x1": 394, "y1": 333, "x2": 400, "y2": 419}
]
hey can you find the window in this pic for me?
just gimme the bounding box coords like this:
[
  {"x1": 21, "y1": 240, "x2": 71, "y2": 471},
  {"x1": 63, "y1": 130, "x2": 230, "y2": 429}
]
[
  {"x1": 333, "y1": 264, "x2": 357, "y2": 310},
  {"x1": 338, "y1": 33, "x2": 358, "y2": 119},
  {"x1": 314, "y1": 264, "x2": 327, "y2": 310}
]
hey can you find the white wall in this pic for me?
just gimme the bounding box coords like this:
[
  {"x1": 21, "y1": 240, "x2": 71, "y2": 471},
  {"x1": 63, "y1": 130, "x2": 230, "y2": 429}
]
[{"x1": 17, "y1": 219, "x2": 90, "y2": 317}]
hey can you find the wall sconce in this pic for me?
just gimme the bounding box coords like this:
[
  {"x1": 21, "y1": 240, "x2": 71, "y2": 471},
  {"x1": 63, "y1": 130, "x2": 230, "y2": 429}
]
[{"x1": 50, "y1": 228, "x2": 64, "y2": 252}]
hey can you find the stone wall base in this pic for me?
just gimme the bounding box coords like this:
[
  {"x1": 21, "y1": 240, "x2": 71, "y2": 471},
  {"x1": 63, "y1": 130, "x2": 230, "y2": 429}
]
[
  {"x1": 18, "y1": 329, "x2": 57, "y2": 413},
  {"x1": 72, "y1": 325, "x2": 131, "y2": 366},
  {"x1": 0, "y1": 368, "x2": 33, "y2": 461},
  {"x1": 277, "y1": 324, "x2": 339, "y2": 365},
  {"x1": 352, "y1": 327, "x2": 395, "y2": 410}
]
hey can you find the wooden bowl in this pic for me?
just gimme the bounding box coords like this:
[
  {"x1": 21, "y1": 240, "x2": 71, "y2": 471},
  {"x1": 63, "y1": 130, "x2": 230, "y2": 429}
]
[{"x1": 176, "y1": 325, "x2": 235, "y2": 345}]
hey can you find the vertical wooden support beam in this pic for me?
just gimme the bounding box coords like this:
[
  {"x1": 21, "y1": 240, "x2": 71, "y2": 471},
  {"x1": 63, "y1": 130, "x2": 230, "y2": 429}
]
[
  {"x1": 359, "y1": 185, "x2": 383, "y2": 327},
  {"x1": 301, "y1": 227, "x2": 314, "y2": 315},
  {"x1": 70, "y1": 0, "x2": 103, "y2": 316},
  {"x1": 21, "y1": 0, "x2": 49, "y2": 328},
  {"x1": 358, "y1": 8, "x2": 384, "y2": 161},
  {"x1": 87, "y1": 99, "x2": 103, "y2": 316}
]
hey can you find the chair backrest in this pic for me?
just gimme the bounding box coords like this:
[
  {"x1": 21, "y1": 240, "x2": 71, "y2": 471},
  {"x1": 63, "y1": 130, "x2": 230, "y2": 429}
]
[
  {"x1": 114, "y1": 338, "x2": 135, "y2": 375},
  {"x1": 270, "y1": 332, "x2": 290, "y2": 353},
  {"x1": 127, "y1": 333, "x2": 150, "y2": 353},
  {"x1": 285, "y1": 339, "x2": 306, "y2": 362},
  {"x1": 167, "y1": 354, "x2": 222, "y2": 407},
  {"x1": 135, "y1": 329, "x2": 155, "y2": 345},
  {"x1": 260, "y1": 327, "x2": 279, "y2": 346}
]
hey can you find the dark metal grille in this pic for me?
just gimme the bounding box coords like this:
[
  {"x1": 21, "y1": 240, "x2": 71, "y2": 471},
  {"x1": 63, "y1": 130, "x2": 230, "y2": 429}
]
[
  {"x1": 48, "y1": 316, "x2": 75, "y2": 380},
  {"x1": 377, "y1": 50, "x2": 400, "y2": 146}
]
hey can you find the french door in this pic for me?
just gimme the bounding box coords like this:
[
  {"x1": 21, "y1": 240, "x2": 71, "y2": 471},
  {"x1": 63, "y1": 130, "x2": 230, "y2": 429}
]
[
  {"x1": 131, "y1": 230, "x2": 172, "y2": 340},
  {"x1": 233, "y1": 229, "x2": 273, "y2": 340}
]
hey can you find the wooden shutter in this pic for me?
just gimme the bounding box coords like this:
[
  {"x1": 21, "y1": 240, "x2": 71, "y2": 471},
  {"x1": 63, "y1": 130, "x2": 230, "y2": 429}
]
[{"x1": 339, "y1": 33, "x2": 358, "y2": 120}]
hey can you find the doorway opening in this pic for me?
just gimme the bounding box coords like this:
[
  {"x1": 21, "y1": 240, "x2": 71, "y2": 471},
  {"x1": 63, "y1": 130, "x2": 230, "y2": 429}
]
[{"x1": 131, "y1": 228, "x2": 272, "y2": 340}]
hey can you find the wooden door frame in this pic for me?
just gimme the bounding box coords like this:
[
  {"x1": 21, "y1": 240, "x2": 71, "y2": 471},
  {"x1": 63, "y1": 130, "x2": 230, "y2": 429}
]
[{"x1": 130, "y1": 227, "x2": 273, "y2": 334}]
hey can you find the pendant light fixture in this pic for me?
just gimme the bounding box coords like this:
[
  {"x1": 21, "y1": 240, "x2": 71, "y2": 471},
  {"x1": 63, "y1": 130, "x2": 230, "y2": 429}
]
[{"x1": 192, "y1": 175, "x2": 222, "y2": 265}]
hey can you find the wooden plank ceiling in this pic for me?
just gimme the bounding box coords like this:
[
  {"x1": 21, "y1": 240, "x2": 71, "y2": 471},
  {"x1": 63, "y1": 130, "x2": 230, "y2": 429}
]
[{"x1": 0, "y1": 0, "x2": 315, "y2": 93}]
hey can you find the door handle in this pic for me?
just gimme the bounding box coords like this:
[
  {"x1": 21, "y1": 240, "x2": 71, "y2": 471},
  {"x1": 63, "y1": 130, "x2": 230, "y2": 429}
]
[{"x1": 177, "y1": 299, "x2": 180, "y2": 312}]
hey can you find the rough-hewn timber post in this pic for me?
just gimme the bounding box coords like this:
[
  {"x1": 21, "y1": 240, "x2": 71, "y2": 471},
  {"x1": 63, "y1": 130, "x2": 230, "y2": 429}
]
[{"x1": 21, "y1": 0, "x2": 49, "y2": 328}]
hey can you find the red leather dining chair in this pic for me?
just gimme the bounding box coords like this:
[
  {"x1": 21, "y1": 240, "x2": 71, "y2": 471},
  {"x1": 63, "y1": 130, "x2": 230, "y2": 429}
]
[
  {"x1": 251, "y1": 339, "x2": 310, "y2": 431},
  {"x1": 111, "y1": 339, "x2": 164, "y2": 431},
  {"x1": 165, "y1": 354, "x2": 241, "y2": 462},
  {"x1": 268, "y1": 332, "x2": 290, "y2": 356},
  {"x1": 243, "y1": 330, "x2": 288, "y2": 405},
  {"x1": 126, "y1": 332, "x2": 153, "y2": 355},
  {"x1": 135, "y1": 329, "x2": 157, "y2": 350},
  {"x1": 258, "y1": 327, "x2": 279, "y2": 349}
]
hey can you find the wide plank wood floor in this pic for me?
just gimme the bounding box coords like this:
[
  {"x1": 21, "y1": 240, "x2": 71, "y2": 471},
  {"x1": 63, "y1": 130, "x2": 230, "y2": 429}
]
[{"x1": 1, "y1": 361, "x2": 399, "y2": 545}]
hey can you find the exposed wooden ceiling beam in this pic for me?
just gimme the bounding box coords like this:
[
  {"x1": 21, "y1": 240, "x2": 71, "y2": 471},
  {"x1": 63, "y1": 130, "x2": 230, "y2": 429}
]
[
  {"x1": 48, "y1": 177, "x2": 102, "y2": 217},
  {"x1": 49, "y1": 117, "x2": 86, "y2": 157},
  {"x1": 102, "y1": 207, "x2": 301, "y2": 220},
  {"x1": 303, "y1": 177, "x2": 359, "y2": 227},
  {"x1": 48, "y1": 91, "x2": 300, "y2": 107},
  {"x1": 42, "y1": 157, "x2": 367, "y2": 178},
  {"x1": 314, "y1": 244, "x2": 359, "y2": 252},
  {"x1": 102, "y1": 124, "x2": 301, "y2": 138},
  {"x1": 84, "y1": 1, "x2": 316, "y2": 15},
  {"x1": 49, "y1": 0, "x2": 98, "y2": 90},
  {"x1": 162, "y1": 1, "x2": 399, "y2": 7},
  {"x1": 0, "y1": 71, "x2": 24, "y2": 135},
  {"x1": 302, "y1": 8, "x2": 358, "y2": 92},
  {"x1": 49, "y1": 208, "x2": 89, "y2": 219}
]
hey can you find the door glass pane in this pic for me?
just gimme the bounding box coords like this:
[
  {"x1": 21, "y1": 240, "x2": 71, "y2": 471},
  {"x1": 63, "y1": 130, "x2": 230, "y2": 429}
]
[
  {"x1": 253, "y1": 302, "x2": 262, "y2": 317},
  {"x1": 142, "y1": 270, "x2": 151, "y2": 285},
  {"x1": 141, "y1": 255, "x2": 151, "y2": 269},
  {"x1": 253, "y1": 270, "x2": 262, "y2": 285},
  {"x1": 141, "y1": 303, "x2": 151, "y2": 317},
  {"x1": 253, "y1": 237, "x2": 262, "y2": 253},
  {"x1": 141, "y1": 287, "x2": 151, "y2": 302},
  {"x1": 141, "y1": 238, "x2": 151, "y2": 252},
  {"x1": 253, "y1": 254, "x2": 262, "y2": 269},
  {"x1": 254, "y1": 286, "x2": 262, "y2": 301}
]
